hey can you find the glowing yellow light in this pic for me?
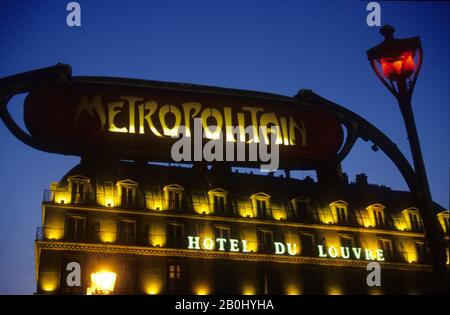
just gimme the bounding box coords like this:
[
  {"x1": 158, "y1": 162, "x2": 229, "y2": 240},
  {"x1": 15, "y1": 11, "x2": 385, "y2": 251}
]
[
  {"x1": 328, "y1": 287, "x2": 343, "y2": 295},
  {"x1": 53, "y1": 190, "x2": 70, "y2": 205},
  {"x1": 286, "y1": 285, "x2": 300, "y2": 295},
  {"x1": 150, "y1": 234, "x2": 166, "y2": 247},
  {"x1": 317, "y1": 208, "x2": 335, "y2": 225},
  {"x1": 194, "y1": 203, "x2": 210, "y2": 215},
  {"x1": 243, "y1": 286, "x2": 255, "y2": 295},
  {"x1": 369, "y1": 288, "x2": 383, "y2": 295},
  {"x1": 90, "y1": 271, "x2": 117, "y2": 294},
  {"x1": 41, "y1": 280, "x2": 57, "y2": 292},
  {"x1": 100, "y1": 231, "x2": 115, "y2": 243},
  {"x1": 146, "y1": 283, "x2": 162, "y2": 295},
  {"x1": 195, "y1": 285, "x2": 210, "y2": 295},
  {"x1": 272, "y1": 210, "x2": 287, "y2": 221},
  {"x1": 40, "y1": 272, "x2": 59, "y2": 292},
  {"x1": 45, "y1": 227, "x2": 64, "y2": 240},
  {"x1": 104, "y1": 197, "x2": 115, "y2": 207}
]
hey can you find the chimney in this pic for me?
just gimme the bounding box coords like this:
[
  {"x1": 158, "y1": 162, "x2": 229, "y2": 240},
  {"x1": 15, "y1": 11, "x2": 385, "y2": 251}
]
[
  {"x1": 342, "y1": 172, "x2": 349, "y2": 186},
  {"x1": 355, "y1": 173, "x2": 368, "y2": 187}
]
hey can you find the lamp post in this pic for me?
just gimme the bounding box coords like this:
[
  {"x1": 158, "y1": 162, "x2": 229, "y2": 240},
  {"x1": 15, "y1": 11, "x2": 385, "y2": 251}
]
[{"x1": 367, "y1": 25, "x2": 448, "y2": 293}]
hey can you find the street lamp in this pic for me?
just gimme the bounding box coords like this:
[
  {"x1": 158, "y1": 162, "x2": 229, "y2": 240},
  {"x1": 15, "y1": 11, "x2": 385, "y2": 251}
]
[
  {"x1": 367, "y1": 25, "x2": 448, "y2": 293},
  {"x1": 88, "y1": 271, "x2": 117, "y2": 295},
  {"x1": 367, "y1": 25, "x2": 422, "y2": 101}
]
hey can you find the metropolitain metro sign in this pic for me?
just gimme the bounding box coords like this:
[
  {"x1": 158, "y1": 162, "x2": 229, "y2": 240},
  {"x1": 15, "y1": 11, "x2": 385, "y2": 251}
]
[{"x1": 23, "y1": 78, "x2": 343, "y2": 167}]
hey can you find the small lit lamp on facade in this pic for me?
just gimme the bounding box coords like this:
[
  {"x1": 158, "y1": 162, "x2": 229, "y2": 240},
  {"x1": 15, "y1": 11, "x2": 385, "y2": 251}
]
[
  {"x1": 89, "y1": 271, "x2": 117, "y2": 295},
  {"x1": 367, "y1": 25, "x2": 448, "y2": 293}
]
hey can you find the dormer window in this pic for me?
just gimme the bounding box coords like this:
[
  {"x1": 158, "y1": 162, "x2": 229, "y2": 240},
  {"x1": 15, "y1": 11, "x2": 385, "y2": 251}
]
[
  {"x1": 117, "y1": 180, "x2": 138, "y2": 208},
  {"x1": 68, "y1": 175, "x2": 90, "y2": 204},
  {"x1": 164, "y1": 184, "x2": 184, "y2": 210},
  {"x1": 402, "y1": 208, "x2": 423, "y2": 232},
  {"x1": 366, "y1": 204, "x2": 386, "y2": 228},
  {"x1": 329, "y1": 200, "x2": 349, "y2": 225},
  {"x1": 251, "y1": 193, "x2": 271, "y2": 219},
  {"x1": 208, "y1": 188, "x2": 228, "y2": 215},
  {"x1": 437, "y1": 211, "x2": 449, "y2": 233},
  {"x1": 291, "y1": 197, "x2": 310, "y2": 221}
]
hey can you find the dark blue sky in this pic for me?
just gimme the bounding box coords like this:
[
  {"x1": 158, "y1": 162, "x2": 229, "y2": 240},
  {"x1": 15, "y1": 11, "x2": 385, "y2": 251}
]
[{"x1": 0, "y1": 0, "x2": 448, "y2": 294}]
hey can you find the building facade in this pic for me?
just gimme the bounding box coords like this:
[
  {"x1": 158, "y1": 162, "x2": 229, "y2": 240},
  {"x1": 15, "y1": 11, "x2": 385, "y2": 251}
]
[{"x1": 34, "y1": 158, "x2": 449, "y2": 295}]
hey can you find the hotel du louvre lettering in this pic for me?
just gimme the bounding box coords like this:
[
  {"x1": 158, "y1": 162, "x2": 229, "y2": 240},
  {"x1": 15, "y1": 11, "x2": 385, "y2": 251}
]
[{"x1": 187, "y1": 236, "x2": 386, "y2": 261}]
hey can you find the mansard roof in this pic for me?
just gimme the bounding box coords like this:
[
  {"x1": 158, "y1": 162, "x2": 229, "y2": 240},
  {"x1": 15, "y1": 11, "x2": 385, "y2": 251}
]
[{"x1": 59, "y1": 159, "x2": 446, "y2": 214}]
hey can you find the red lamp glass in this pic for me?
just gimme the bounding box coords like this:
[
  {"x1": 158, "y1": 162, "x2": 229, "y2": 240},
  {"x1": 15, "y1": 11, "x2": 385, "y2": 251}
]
[
  {"x1": 367, "y1": 25, "x2": 422, "y2": 99},
  {"x1": 380, "y1": 51, "x2": 415, "y2": 81}
]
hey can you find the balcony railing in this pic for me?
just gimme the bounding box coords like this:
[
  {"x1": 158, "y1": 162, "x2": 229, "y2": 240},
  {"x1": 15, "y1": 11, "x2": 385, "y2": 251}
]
[
  {"x1": 42, "y1": 189, "x2": 316, "y2": 223},
  {"x1": 42, "y1": 189, "x2": 412, "y2": 231},
  {"x1": 36, "y1": 226, "x2": 171, "y2": 248}
]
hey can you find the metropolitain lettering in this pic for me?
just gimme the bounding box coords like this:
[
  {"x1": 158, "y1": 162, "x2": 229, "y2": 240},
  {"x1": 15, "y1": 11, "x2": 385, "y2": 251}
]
[{"x1": 73, "y1": 94, "x2": 307, "y2": 146}]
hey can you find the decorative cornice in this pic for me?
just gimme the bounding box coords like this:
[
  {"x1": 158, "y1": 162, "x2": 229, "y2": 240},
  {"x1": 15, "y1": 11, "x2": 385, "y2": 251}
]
[{"x1": 35, "y1": 240, "x2": 432, "y2": 272}]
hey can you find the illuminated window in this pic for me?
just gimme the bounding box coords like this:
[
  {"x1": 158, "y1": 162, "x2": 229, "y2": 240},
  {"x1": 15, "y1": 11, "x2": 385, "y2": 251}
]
[
  {"x1": 65, "y1": 215, "x2": 86, "y2": 242},
  {"x1": 291, "y1": 197, "x2": 311, "y2": 221},
  {"x1": 117, "y1": 219, "x2": 136, "y2": 245},
  {"x1": 257, "y1": 229, "x2": 273, "y2": 254},
  {"x1": 251, "y1": 193, "x2": 271, "y2": 219},
  {"x1": 366, "y1": 204, "x2": 386, "y2": 227},
  {"x1": 337, "y1": 207, "x2": 347, "y2": 224},
  {"x1": 339, "y1": 235, "x2": 355, "y2": 248},
  {"x1": 214, "y1": 226, "x2": 231, "y2": 240},
  {"x1": 208, "y1": 188, "x2": 228, "y2": 215},
  {"x1": 68, "y1": 175, "x2": 90, "y2": 204},
  {"x1": 378, "y1": 238, "x2": 394, "y2": 261},
  {"x1": 167, "y1": 222, "x2": 184, "y2": 247},
  {"x1": 116, "y1": 260, "x2": 136, "y2": 294},
  {"x1": 164, "y1": 184, "x2": 184, "y2": 210},
  {"x1": 117, "y1": 180, "x2": 138, "y2": 208},
  {"x1": 415, "y1": 241, "x2": 430, "y2": 264},
  {"x1": 299, "y1": 232, "x2": 315, "y2": 256},
  {"x1": 374, "y1": 209, "x2": 384, "y2": 226},
  {"x1": 329, "y1": 200, "x2": 350, "y2": 225},
  {"x1": 167, "y1": 262, "x2": 184, "y2": 294},
  {"x1": 257, "y1": 200, "x2": 267, "y2": 217},
  {"x1": 403, "y1": 208, "x2": 423, "y2": 232},
  {"x1": 214, "y1": 195, "x2": 226, "y2": 213},
  {"x1": 261, "y1": 267, "x2": 280, "y2": 294}
]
